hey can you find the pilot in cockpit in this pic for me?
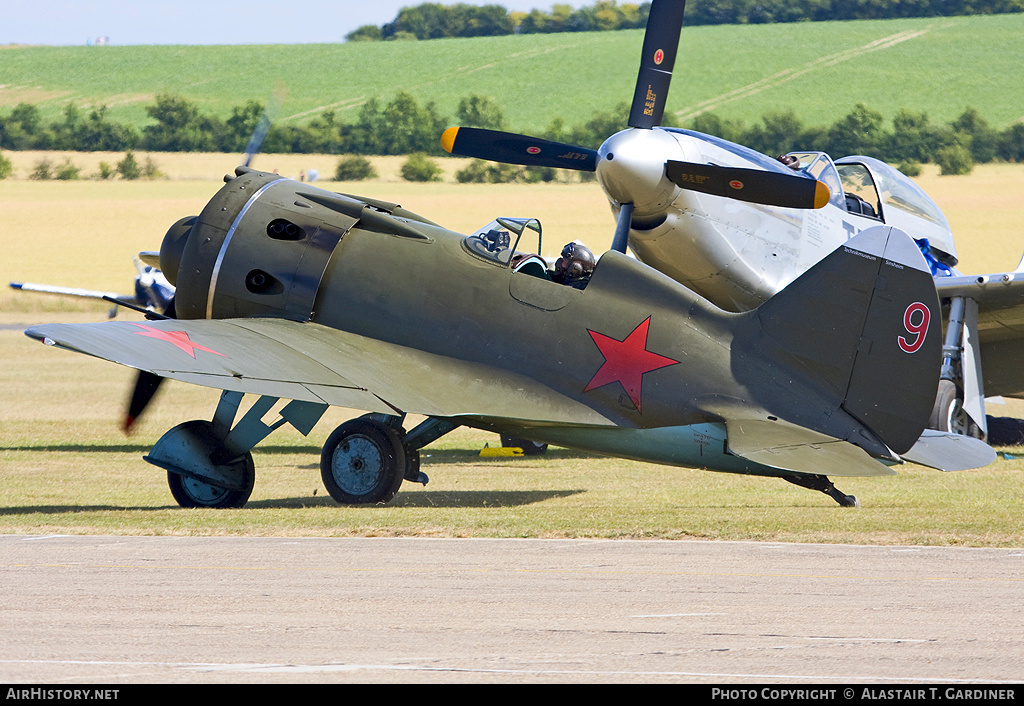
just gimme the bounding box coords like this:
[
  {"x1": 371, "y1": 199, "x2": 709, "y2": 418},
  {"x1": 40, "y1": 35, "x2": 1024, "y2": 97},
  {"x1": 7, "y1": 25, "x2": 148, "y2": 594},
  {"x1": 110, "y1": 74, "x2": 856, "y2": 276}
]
[{"x1": 551, "y1": 241, "x2": 597, "y2": 290}]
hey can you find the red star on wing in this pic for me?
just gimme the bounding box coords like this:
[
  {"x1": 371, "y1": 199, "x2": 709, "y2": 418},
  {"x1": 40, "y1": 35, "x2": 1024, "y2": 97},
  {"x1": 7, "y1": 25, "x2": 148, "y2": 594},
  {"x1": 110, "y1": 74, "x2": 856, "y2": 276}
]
[
  {"x1": 583, "y1": 316, "x2": 679, "y2": 412},
  {"x1": 130, "y1": 323, "x2": 226, "y2": 359}
]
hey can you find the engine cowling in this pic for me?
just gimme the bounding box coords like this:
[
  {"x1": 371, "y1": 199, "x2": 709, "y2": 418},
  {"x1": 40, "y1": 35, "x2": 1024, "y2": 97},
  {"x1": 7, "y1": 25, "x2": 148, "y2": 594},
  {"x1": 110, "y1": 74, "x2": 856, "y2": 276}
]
[{"x1": 160, "y1": 168, "x2": 359, "y2": 321}]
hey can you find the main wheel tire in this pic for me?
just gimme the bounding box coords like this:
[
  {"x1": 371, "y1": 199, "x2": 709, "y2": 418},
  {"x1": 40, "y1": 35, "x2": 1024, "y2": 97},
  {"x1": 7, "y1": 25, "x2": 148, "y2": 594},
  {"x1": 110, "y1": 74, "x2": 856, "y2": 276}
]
[
  {"x1": 321, "y1": 419, "x2": 406, "y2": 504},
  {"x1": 499, "y1": 433, "x2": 548, "y2": 456},
  {"x1": 929, "y1": 380, "x2": 983, "y2": 439},
  {"x1": 159, "y1": 420, "x2": 255, "y2": 509}
]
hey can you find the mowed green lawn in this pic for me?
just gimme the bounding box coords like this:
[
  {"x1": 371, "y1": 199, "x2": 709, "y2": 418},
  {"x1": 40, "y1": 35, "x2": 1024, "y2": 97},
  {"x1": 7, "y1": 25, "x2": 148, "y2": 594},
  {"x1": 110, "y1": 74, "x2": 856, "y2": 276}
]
[
  {"x1": 2, "y1": 13, "x2": 1023, "y2": 134},
  {"x1": 2, "y1": 158, "x2": 1024, "y2": 544}
]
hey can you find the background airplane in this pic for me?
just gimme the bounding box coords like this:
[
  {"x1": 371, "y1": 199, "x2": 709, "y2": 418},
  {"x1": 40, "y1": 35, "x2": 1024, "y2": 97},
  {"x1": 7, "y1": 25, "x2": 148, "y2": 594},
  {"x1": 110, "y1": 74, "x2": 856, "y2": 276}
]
[
  {"x1": 442, "y1": 0, "x2": 1024, "y2": 446},
  {"x1": 10, "y1": 256, "x2": 174, "y2": 319}
]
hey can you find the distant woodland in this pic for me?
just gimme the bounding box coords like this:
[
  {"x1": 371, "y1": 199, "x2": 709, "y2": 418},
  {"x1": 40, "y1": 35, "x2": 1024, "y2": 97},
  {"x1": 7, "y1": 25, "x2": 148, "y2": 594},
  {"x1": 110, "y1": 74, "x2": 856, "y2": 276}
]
[
  {"x1": 3, "y1": 2, "x2": 1024, "y2": 178},
  {"x1": 2, "y1": 93, "x2": 1024, "y2": 178},
  {"x1": 344, "y1": 1, "x2": 1024, "y2": 41}
]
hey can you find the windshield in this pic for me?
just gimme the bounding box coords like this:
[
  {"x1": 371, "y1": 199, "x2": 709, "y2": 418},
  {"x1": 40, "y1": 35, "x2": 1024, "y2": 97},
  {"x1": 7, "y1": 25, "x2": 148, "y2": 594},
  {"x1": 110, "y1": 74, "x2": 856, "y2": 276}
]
[
  {"x1": 463, "y1": 217, "x2": 543, "y2": 266},
  {"x1": 784, "y1": 152, "x2": 846, "y2": 209}
]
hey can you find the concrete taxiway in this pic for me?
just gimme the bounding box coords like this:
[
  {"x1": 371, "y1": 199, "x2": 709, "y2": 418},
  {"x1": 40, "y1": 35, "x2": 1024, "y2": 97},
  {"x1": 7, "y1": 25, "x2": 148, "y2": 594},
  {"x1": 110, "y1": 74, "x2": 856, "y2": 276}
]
[{"x1": 0, "y1": 535, "x2": 1021, "y2": 683}]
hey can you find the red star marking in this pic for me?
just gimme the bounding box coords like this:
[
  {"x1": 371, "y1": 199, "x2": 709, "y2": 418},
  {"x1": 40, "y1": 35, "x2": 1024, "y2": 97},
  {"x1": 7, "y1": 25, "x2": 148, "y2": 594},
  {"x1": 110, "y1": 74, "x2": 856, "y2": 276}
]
[
  {"x1": 131, "y1": 323, "x2": 226, "y2": 359},
  {"x1": 584, "y1": 317, "x2": 678, "y2": 412}
]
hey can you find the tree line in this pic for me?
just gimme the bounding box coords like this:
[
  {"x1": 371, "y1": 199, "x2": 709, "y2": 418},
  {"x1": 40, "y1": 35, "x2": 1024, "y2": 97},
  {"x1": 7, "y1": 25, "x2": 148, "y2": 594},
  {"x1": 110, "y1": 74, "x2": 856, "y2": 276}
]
[
  {"x1": 344, "y1": 1, "x2": 1024, "y2": 41},
  {"x1": 2, "y1": 93, "x2": 1023, "y2": 177}
]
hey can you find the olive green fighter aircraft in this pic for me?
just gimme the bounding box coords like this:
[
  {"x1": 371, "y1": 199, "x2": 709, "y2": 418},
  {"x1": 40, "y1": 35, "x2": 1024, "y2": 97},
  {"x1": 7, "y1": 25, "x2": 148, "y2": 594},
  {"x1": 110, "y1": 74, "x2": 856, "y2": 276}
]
[{"x1": 26, "y1": 165, "x2": 994, "y2": 509}]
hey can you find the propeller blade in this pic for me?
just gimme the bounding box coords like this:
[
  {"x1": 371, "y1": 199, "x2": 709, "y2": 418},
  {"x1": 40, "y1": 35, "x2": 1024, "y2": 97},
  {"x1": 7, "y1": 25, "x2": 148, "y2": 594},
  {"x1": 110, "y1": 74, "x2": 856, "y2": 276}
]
[
  {"x1": 628, "y1": 0, "x2": 687, "y2": 129},
  {"x1": 441, "y1": 127, "x2": 598, "y2": 172},
  {"x1": 124, "y1": 371, "x2": 164, "y2": 433},
  {"x1": 665, "y1": 160, "x2": 831, "y2": 210},
  {"x1": 122, "y1": 296, "x2": 175, "y2": 433},
  {"x1": 243, "y1": 81, "x2": 288, "y2": 167}
]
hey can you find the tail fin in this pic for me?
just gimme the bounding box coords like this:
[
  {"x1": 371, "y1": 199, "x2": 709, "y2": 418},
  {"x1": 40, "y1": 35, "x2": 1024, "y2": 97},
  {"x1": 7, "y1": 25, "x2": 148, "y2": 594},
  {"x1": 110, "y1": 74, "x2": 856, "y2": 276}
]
[{"x1": 747, "y1": 225, "x2": 941, "y2": 455}]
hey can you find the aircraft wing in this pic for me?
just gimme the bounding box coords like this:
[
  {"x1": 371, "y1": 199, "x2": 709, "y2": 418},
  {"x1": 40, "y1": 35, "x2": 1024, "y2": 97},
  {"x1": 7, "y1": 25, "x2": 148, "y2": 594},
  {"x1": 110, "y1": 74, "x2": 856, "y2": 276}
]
[
  {"x1": 25, "y1": 318, "x2": 615, "y2": 427},
  {"x1": 10, "y1": 282, "x2": 127, "y2": 301},
  {"x1": 936, "y1": 273, "x2": 1024, "y2": 398}
]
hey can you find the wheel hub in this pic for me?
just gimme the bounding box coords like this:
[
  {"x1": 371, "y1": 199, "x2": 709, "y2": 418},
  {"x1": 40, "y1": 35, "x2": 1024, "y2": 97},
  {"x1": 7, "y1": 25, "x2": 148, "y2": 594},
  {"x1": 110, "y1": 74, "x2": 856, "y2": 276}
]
[{"x1": 332, "y1": 435, "x2": 383, "y2": 495}]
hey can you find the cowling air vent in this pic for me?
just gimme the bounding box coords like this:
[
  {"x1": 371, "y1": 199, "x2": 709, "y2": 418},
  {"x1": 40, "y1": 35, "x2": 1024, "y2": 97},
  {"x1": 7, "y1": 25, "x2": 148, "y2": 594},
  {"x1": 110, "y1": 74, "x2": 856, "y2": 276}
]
[
  {"x1": 245, "y1": 269, "x2": 284, "y2": 295},
  {"x1": 267, "y1": 218, "x2": 306, "y2": 241}
]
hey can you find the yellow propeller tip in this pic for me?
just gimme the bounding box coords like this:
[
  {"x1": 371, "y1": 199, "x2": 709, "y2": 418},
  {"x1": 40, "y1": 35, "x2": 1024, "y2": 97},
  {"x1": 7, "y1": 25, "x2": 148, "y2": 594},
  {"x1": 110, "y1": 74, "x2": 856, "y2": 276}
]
[
  {"x1": 440, "y1": 127, "x2": 459, "y2": 154},
  {"x1": 814, "y1": 180, "x2": 831, "y2": 209}
]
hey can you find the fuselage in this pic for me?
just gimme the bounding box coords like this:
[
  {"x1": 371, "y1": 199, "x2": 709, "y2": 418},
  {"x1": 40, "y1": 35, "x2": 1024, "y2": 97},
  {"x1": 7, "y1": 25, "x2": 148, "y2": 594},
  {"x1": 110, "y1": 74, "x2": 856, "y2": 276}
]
[
  {"x1": 160, "y1": 168, "x2": 887, "y2": 474},
  {"x1": 596, "y1": 127, "x2": 958, "y2": 312}
]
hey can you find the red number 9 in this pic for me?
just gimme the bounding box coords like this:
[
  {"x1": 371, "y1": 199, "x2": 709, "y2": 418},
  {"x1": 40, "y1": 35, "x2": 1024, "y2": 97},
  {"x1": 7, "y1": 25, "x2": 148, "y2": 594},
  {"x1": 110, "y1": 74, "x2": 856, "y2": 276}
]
[{"x1": 898, "y1": 302, "x2": 930, "y2": 354}]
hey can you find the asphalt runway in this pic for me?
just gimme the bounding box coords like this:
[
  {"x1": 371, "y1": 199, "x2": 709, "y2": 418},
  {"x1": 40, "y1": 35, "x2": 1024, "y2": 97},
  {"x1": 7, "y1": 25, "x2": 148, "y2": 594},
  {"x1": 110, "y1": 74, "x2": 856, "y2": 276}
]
[{"x1": 1, "y1": 535, "x2": 1022, "y2": 684}]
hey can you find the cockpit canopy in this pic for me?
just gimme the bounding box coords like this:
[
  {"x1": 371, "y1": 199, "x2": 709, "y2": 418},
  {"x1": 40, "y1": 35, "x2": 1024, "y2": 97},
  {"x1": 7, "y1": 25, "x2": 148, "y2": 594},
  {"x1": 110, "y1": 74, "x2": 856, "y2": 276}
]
[
  {"x1": 785, "y1": 151, "x2": 957, "y2": 267},
  {"x1": 837, "y1": 155, "x2": 956, "y2": 266}
]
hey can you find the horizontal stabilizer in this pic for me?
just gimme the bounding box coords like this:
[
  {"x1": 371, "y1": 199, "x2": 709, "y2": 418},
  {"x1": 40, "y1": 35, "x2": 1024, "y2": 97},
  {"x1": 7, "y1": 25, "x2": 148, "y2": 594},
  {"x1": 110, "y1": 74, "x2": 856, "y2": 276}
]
[
  {"x1": 902, "y1": 429, "x2": 997, "y2": 471},
  {"x1": 723, "y1": 417, "x2": 896, "y2": 478}
]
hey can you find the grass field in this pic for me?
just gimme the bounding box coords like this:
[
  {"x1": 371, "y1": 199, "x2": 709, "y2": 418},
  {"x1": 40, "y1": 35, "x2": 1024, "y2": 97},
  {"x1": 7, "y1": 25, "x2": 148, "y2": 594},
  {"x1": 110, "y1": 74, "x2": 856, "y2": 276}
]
[
  {"x1": 2, "y1": 155, "x2": 1024, "y2": 544},
  {"x1": 3, "y1": 13, "x2": 1023, "y2": 134}
]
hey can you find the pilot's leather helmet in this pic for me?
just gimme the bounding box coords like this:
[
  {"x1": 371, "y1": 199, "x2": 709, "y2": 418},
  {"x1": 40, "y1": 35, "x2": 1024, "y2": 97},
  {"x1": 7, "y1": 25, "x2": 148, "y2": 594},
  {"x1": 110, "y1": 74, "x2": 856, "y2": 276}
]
[{"x1": 556, "y1": 241, "x2": 597, "y2": 280}]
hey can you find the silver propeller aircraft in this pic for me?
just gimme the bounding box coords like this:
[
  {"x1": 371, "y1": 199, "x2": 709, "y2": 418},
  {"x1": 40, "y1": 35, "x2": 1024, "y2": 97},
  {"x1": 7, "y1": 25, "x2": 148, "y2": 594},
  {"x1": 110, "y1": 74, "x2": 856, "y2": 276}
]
[{"x1": 442, "y1": 0, "x2": 1024, "y2": 446}]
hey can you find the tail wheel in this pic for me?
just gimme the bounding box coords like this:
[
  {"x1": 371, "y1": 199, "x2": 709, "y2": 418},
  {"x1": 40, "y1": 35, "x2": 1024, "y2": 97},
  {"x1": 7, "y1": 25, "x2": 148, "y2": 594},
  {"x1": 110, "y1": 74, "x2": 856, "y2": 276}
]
[{"x1": 321, "y1": 419, "x2": 405, "y2": 504}]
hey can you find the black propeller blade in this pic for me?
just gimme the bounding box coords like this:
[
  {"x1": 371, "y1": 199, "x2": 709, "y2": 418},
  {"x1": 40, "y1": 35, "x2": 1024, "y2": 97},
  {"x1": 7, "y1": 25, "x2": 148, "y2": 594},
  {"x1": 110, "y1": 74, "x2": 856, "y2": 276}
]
[
  {"x1": 122, "y1": 297, "x2": 175, "y2": 433},
  {"x1": 441, "y1": 127, "x2": 598, "y2": 172},
  {"x1": 610, "y1": 203, "x2": 635, "y2": 254},
  {"x1": 124, "y1": 371, "x2": 164, "y2": 433},
  {"x1": 665, "y1": 160, "x2": 831, "y2": 210},
  {"x1": 627, "y1": 0, "x2": 687, "y2": 129}
]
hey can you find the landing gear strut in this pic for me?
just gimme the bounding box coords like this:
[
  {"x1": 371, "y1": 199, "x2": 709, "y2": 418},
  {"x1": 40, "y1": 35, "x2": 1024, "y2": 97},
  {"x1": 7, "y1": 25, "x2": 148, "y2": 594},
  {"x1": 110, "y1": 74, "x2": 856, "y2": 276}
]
[
  {"x1": 146, "y1": 391, "x2": 328, "y2": 509},
  {"x1": 146, "y1": 390, "x2": 459, "y2": 508},
  {"x1": 784, "y1": 474, "x2": 859, "y2": 507}
]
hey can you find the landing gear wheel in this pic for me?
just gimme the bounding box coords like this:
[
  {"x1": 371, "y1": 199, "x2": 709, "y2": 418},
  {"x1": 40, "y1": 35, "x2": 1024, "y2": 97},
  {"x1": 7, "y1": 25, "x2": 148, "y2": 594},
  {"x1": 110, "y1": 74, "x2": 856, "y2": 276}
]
[
  {"x1": 929, "y1": 380, "x2": 983, "y2": 439},
  {"x1": 167, "y1": 462, "x2": 254, "y2": 509},
  {"x1": 150, "y1": 420, "x2": 255, "y2": 509},
  {"x1": 321, "y1": 419, "x2": 406, "y2": 504},
  {"x1": 500, "y1": 433, "x2": 548, "y2": 456}
]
